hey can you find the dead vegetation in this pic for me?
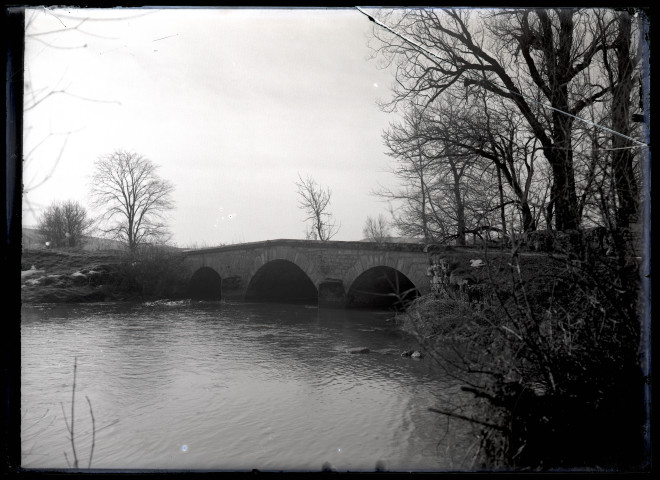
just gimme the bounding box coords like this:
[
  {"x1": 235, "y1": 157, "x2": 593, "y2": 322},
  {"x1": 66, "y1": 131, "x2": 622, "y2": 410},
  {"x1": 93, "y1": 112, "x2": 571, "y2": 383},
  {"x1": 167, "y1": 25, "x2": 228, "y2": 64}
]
[{"x1": 397, "y1": 243, "x2": 646, "y2": 471}]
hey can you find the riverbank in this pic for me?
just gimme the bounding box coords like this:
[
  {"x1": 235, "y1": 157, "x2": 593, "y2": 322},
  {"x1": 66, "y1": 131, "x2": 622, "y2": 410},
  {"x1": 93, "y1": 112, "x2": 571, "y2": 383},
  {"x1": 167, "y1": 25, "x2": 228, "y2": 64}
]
[
  {"x1": 21, "y1": 247, "x2": 189, "y2": 303},
  {"x1": 21, "y1": 249, "x2": 125, "y2": 303},
  {"x1": 394, "y1": 248, "x2": 646, "y2": 470},
  {"x1": 21, "y1": 243, "x2": 557, "y2": 305}
]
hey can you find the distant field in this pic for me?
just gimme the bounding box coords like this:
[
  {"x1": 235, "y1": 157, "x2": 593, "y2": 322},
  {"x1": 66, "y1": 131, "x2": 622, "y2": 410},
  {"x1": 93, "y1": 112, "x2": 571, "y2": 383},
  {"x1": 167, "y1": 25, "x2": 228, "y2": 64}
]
[{"x1": 22, "y1": 227, "x2": 126, "y2": 251}]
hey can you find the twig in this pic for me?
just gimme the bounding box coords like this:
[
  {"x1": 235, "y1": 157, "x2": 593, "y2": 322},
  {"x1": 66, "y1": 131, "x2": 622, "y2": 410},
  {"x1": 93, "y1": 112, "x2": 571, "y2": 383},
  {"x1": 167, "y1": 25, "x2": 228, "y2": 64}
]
[
  {"x1": 428, "y1": 407, "x2": 506, "y2": 431},
  {"x1": 24, "y1": 408, "x2": 50, "y2": 432},
  {"x1": 69, "y1": 357, "x2": 78, "y2": 468},
  {"x1": 95, "y1": 418, "x2": 120, "y2": 434},
  {"x1": 85, "y1": 396, "x2": 96, "y2": 469}
]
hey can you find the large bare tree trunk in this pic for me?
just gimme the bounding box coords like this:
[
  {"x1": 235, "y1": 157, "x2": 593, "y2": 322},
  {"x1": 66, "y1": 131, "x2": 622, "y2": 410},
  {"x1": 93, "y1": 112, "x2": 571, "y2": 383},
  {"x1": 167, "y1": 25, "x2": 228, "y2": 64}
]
[
  {"x1": 547, "y1": 140, "x2": 579, "y2": 230},
  {"x1": 611, "y1": 11, "x2": 638, "y2": 229},
  {"x1": 451, "y1": 163, "x2": 466, "y2": 245},
  {"x1": 532, "y1": 9, "x2": 580, "y2": 230},
  {"x1": 496, "y1": 168, "x2": 508, "y2": 235}
]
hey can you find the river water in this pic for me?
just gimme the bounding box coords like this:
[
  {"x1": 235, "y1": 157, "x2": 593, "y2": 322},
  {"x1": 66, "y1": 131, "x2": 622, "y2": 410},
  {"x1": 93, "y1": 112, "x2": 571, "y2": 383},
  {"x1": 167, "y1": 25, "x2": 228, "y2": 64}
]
[{"x1": 21, "y1": 301, "x2": 474, "y2": 472}]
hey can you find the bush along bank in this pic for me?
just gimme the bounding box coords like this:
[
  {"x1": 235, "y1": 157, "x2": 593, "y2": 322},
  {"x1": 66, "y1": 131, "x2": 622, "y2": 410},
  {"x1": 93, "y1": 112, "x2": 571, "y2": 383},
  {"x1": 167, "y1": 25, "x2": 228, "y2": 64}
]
[
  {"x1": 397, "y1": 240, "x2": 647, "y2": 471},
  {"x1": 21, "y1": 246, "x2": 189, "y2": 303}
]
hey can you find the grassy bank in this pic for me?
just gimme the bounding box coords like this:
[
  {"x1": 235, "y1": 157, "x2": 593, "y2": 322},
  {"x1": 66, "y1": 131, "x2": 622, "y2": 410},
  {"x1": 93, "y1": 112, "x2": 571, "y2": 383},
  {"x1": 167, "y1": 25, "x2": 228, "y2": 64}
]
[{"x1": 21, "y1": 247, "x2": 188, "y2": 303}]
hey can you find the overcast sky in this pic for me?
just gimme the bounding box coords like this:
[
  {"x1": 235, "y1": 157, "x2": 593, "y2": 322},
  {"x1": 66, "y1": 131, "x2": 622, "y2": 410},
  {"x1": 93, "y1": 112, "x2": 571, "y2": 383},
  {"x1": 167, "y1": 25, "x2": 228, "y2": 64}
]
[{"x1": 23, "y1": 7, "x2": 402, "y2": 247}]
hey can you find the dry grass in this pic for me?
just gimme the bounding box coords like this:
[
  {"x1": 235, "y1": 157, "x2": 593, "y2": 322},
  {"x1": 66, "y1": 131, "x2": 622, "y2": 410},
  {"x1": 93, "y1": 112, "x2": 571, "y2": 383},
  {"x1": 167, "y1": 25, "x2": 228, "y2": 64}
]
[
  {"x1": 21, "y1": 246, "x2": 188, "y2": 303},
  {"x1": 21, "y1": 248, "x2": 122, "y2": 275}
]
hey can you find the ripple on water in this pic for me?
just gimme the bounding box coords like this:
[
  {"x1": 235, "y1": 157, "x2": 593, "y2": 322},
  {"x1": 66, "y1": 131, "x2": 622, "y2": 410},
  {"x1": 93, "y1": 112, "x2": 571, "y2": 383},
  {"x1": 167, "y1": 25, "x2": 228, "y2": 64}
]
[{"x1": 21, "y1": 303, "x2": 466, "y2": 471}]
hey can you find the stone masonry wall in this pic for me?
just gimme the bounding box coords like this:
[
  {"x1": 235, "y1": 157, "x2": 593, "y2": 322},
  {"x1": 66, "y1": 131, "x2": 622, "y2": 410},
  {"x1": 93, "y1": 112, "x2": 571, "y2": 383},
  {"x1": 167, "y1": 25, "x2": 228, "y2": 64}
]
[{"x1": 182, "y1": 239, "x2": 432, "y2": 304}]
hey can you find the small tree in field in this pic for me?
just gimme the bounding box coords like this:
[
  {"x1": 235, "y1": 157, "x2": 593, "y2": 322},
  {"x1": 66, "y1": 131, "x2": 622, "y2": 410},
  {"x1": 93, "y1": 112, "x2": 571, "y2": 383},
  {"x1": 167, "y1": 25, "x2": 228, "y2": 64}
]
[
  {"x1": 37, "y1": 200, "x2": 93, "y2": 248},
  {"x1": 90, "y1": 150, "x2": 175, "y2": 253},
  {"x1": 295, "y1": 173, "x2": 340, "y2": 241},
  {"x1": 363, "y1": 214, "x2": 391, "y2": 243}
]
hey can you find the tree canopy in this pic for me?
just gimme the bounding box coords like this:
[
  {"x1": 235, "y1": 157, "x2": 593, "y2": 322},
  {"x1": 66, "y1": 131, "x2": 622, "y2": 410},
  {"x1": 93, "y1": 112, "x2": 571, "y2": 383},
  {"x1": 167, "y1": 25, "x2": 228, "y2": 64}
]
[
  {"x1": 90, "y1": 150, "x2": 175, "y2": 252},
  {"x1": 370, "y1": 7, "x2": 645, "y2": 238},
  {"x1": 37, "y1": 200, "x2": 94, "y2": 248}
]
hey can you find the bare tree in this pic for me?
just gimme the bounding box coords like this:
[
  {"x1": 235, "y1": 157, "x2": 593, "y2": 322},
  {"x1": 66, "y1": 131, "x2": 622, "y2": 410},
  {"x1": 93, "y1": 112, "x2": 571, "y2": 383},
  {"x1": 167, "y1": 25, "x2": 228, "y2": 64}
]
[
  {"x1": 369, "y1": 8, "x2": 642, "y2": 231},
  {"x1": 604, "y1": 10, "x2": 640, "y2": 230},
  {"x1": 37, "y1": 200, "x2": 94, "y2": 248},
  {"x1": 423, "y1": 92, "x2": 543, "y2": 234},
  {"x1": 379, "y1": 100, "x2": 497, "y2": 245},
  {"x1": 90, "y1": 150, "x2": 175, "y2": 253},
  {"x1": 362, "y1": 214, "x2": 391, "y2": 243},
  {"x1": 295, "y1": 173, "x2": 340, "y2": 241},
  {"x1": 304, "y1": 226, "x2": 318, "y2": 240},
  {"x1": 379, "y1": 104, "x2": 435, "y2": 243},
  {"x1": 22, "y1": 8, "x2": 128, "y2": 222}
]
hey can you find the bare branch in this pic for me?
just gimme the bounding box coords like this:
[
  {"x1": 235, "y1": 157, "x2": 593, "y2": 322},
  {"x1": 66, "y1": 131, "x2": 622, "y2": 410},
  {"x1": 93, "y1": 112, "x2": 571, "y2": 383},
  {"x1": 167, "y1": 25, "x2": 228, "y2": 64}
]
[
  {"x1": 90, "y1": 150, "x2": 175, "y2": 252},
  {"x1": 295, "y1": 173, "x2": 340, "y2": 241}
]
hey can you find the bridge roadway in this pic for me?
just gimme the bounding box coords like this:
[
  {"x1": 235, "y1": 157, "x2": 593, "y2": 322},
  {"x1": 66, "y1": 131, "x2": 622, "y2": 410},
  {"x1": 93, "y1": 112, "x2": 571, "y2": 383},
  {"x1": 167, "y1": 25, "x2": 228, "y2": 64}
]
[{"x1": 182, "y1": 239, "x2": 433, "y2": 308}]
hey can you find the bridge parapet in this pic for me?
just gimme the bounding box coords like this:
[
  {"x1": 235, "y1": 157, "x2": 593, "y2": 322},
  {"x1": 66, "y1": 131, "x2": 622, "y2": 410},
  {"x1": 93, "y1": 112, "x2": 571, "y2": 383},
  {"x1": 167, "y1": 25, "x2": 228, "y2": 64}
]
[{"x1": 182, "y1": 238, "x2": 428, "y2": 255}]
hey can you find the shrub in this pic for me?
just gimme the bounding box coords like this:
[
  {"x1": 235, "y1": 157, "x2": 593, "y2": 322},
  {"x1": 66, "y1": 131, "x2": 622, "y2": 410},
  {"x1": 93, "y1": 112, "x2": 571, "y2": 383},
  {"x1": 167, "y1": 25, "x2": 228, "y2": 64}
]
[
  {"x1": 406, "y1": 245, "x2": 646, "y2": 470},
  {"x1": 105, "y1": 246, "x2": 188, "y2": 300}
]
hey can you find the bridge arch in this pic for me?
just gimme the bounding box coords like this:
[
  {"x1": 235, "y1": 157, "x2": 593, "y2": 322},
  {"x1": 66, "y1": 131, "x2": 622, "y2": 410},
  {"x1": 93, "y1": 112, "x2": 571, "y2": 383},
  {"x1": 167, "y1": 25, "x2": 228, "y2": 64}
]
[
  {"x1": 346, "y1": 266, "x2": 420, "y2": 310},
  {"x1": 188, "y1": 266, "x2": 222, "y2": 300},
  {"x1": 247, "y1": 247, "x2": 324, "y2": 288},
  {"x1": 343, "y1": 255, "x2": 426, "y2": 309},
  {"x1": 344, "y1": 254, "x2": 427, "y2": 291},
  {"x1": 246, "y1": 259, "x2": 318, "y2": 305}
]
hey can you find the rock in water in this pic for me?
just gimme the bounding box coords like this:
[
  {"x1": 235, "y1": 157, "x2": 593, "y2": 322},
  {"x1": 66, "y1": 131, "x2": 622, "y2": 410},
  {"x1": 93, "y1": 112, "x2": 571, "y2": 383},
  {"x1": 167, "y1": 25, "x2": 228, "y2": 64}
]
[
  {"x1": 411, "y1": 351, "x2": 423, "y2": 359},
  {"x1": 347, "y1": 347, "x2": 370, "y2": 354},
  {"x1": 21, "y1": 267, "x2": 45, "y2": 280}
]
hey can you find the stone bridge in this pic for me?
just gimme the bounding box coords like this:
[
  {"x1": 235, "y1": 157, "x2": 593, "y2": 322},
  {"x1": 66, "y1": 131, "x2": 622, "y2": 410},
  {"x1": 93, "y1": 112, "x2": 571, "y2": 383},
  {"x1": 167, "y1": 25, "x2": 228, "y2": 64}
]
[{"x1": 182, "y1": 239, "x2": 432, "y2": 309}]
